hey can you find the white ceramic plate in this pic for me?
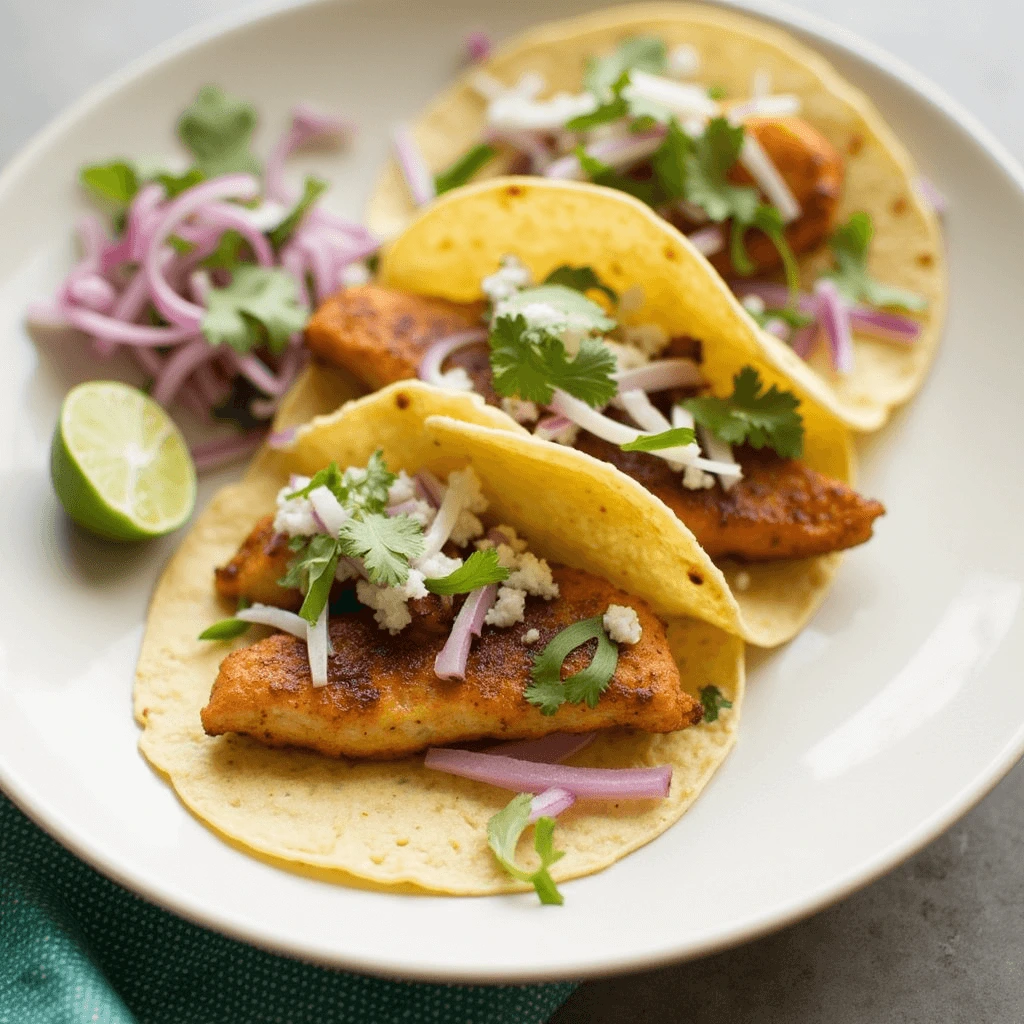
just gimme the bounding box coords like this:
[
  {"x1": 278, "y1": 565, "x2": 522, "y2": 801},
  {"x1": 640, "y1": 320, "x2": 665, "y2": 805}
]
[{"x1": 1, "y1": 0, "x2": 1023, "y2": 983}]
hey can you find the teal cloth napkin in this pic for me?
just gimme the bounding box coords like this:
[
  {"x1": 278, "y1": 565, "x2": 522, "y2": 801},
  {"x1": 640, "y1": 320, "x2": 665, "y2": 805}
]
[{"x1": 0, "y1": 793, "x2": 576, "y2": 1024}]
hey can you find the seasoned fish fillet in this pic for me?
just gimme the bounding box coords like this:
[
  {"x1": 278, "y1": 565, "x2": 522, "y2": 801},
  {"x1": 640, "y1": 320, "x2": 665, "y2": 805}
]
[
  {"x1": 575, "y1": 435, "x2": 883, "y2": 560},
  {"x1": 201, "y1": 567, "x2": 702, "y2": 759},
  {"x1": 306, "y1": 285, "x2": 485, "y2": 389},
  {"x1": 214, "y1": 515, "x2": 298, "y2": 610}
]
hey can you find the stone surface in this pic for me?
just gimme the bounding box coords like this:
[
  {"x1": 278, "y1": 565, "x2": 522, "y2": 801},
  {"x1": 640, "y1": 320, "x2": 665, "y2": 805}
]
[{"x1": 1, "y1": 0, "x2": 1021, "y2": 1017}]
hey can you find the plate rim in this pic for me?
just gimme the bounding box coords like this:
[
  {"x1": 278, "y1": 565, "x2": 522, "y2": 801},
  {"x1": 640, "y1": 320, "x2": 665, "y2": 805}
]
[{"x1": 2, "y1": 0, "x2": 1024, "y2": 983}]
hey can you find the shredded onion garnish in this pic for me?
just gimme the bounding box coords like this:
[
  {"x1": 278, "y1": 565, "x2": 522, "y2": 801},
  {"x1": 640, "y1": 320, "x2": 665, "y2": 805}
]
[
  {"x1": 544, "y1": 129, "x2": 666, "y2": 180},
  {"x1": 813, "y1": 278, "x2": 854, "y2": 373},
  {"x1": 392, "y1": 123, "x2": 437, "y2": 207},
  {"x1": 738, "y1": 133, "x2": 801, "y2": 223},
  {"x1": 434, "y1": 584, "x2": 498, "y2": 680},
  {"x1": 614, "y1": 359, "x2": 702, "y2": 393},
  {"x1": 687, "y1": 225, "x2": 725, "y2": 257},
  {"x1": 424, "y1": 747, "x2": 673, "y2": 800},
  {"x1": 529, "y1": 787, "x2": 576, "y2": 822},
  {"x1": 306, "y1": 604, "x2": 330, "y2": 687},
  {"x1": 417, "y1": 329, "x2": 488, "y2": 385},
  {"x1": 236, "y1": 603, "x2": 308, "y2": 639}
]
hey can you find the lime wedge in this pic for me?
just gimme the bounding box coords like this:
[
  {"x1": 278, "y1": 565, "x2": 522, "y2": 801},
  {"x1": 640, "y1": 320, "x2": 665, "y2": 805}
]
[{"x1": 51, "y1": 381, "x2": 197, "y2": 540}]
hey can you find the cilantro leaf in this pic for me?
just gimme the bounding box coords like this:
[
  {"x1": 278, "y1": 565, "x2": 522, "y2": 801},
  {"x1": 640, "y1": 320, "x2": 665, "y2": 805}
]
[
  {"x1": 434, "y1": 144, "x2": 497, "y2": 195},
  {"x1": 584, "y1": 36, "x2": 667, "y2": 97},
  {"x1": 489, "y1": 315, "x2": 617, "y2": 407},
  {"x1": 730, "y1": 205, "x2": 801, "y2": 295},
  {"x1": 575, "y1": 145, "x2": 659, "y2": 205},
  {"x1": 748, "y1": 305, "x2": 814, "y2": 331},
  {"x1": 683, "y1": 366, "x2": 804, "y2": 459},
  {"x1": 338, "y1": 513, "x2": 424, "y2": 587},
  {"x1": 268, "y1": 176, "x2": 328, "y2": 250},
  {"x1": 566, "y1": 72, "x2": 631, "y2": 131},
  {"x1": 824, "y1": 212, "x2": 927, "y2": 311},
  {"x1": 620, "y1": 426, "x2": 696, "y2": 452},
  {"x1": 424, "y1": 549, "x2": 509, "y2": 595},
  {"x1": 287, "y1": 463, "x2": 346, "y2": 502},
  {"x1": 288, "y1": 453, "x2": 395, "y2": 515},
  {"x1": 649, "y1": 118, "x2": 692, "y2": 201},
  {"x1": 684, "y1": 118, "x2": 760, "y2": 224},
  {"x1": 154, "y1": 166, "x2": 206, "y2": 198},
  {"x1": 277, "y1": 533, "x2": 342, "y2": 625},
  {"x1": 487, "y1": 793, "x2": 565, "y2": 906},
  {"x1": 201, "y1": 229, "x2": 245, "y2": 272},
  {"x1": 79, "y1": 161, "x2": 139, "y2": 208},
  {"x1": 177, "y1": 85, "x2": 261, "y2": 178},
  {"x1": 201, "y1": 265, "x2": 308, "y2": 354},
  {"x1": 542, "y1": 265, "x2": 618, "y2": 303},
  {"x1": 707, "y1": 84, "x2": 727, "y2": 101},
  {"x1": 198, "y1": 618, "x2": 251, "y2": 641},
  {"x1": 700, "y1": 684, "x2": 733, "y2": 723},
  {"x1": 525, "y1": 616, "x2": 619, "y2": 715}
]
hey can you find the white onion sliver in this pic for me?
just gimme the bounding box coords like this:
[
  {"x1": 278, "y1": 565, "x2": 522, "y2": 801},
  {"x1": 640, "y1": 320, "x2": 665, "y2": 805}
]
[
  {"x1": 309, "y1": 486, "x2": 348, "y2": 535},
  {"x1": 306, "y1": 604, "x2": 330, "y2": 687},
  {"x1": 417, "y1": 329, "x2": 488, "y2": 385},
  {"x1": 619, "y1": 389, "x2": 671, "y2": 432},
  {"x1": 623, "y1": 71, "x2": 718, "y2": 119},
  {"x1": 697, "y1": 425, "x2": 740, "y2": 491},
  {"x1": 614, "y1": 359, "x2": 702, "y2": 393},
  {"x1": 687, "y1": 225, "x2": 725, "y2": 257},
  {"x1": 422, "y1": 471, "x2": 470, "y2": 557},
  {"x1": 237, "y1": 603, "x2": 308, "y2": 639},
  {"x1": 738, "y1": 133, "x2": 801, "y2": 224}
]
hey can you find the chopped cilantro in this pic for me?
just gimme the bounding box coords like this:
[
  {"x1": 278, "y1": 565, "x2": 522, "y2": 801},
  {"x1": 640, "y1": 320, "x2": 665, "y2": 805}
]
[
  {"x1": 525, "y1": 616, "x2": 619, "y2": 715},
  {"x1": 197, "y1": 618, "x2": 251, "y2": 641},
  {"x1": 338, "y1": 513, "x2": 425, "y2": 588},
  {"x1": 434, "y1": 144, "x2": 497, "y2": 194},
  {"x1": 489, "y1": 315, "x2": 618, "y2": 408},
  {"x1": 287, "y1": 463, "x2": 346, "y2": 501},
  {"x1": 278, "y1": 533, "x2": 342, "y2": 625},
  {"x1": 268, "y1": 176, "x2": 328, "y2": 249},
  {"x1": 201, "y1": 265, "x2": 308, "y2": 354},
  {"x1": 566, "y1": 72, "x2": 631, "y2": 132},
  {"x1": 700, "y1": 685, "x2": 733, "y2": 722},
  {"x1": 201, "y1": 229, "x2": 245, "y2": 271},
  {"x1": 584, "y1": 36, "x2": 667, "y2": 97},
  {"x1": 288, "y1": 453, "x2": 395, "y2": 515},
  {"x1": 79, "y1": 161, "x2": 139, "y2": 208},
  {"x1": 575, "y1": 145, "x2": 659, "y2": 205},
  {"x1": 683, "y1": 366, "x2": 804, "y2": 459},
  {"x1": 542, "y1": 265, "x2": 618, "y2": 303},
  {"x1": 683, "y1": 117, "x2": 760, "y2": 223},
  {"x1": 487, "y1": 794, "x2": 565, "y2": 906},
  {"x1": 620, "y1": 426, "x2": 696, "y2": 452},
  {"x1": 424, "y1": 549, "x2": 510, "y2": 595},
  {"x1": 730, "y1": 205, "x2": 801, "y2": 295},
  {"x1": 649, "y1": 117, "x2": 691, "y2": 201},
  {"x1": 824, "y1": 212, "x2": 927, "y2": 311},
  {"x1": 154, "y1": 166, "x2": 206, "y2": 198},
  {"x1": 707, "y1": 84, "x2": 727, "y2": 100},
  {"x1": 177, "y1": 85, "x2": 261, "y2": 178}
]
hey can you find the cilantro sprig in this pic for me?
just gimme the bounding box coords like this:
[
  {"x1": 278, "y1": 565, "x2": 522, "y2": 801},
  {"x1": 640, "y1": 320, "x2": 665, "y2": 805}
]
[
  {"x1": 620, "y1": 426, "x2": 696, "y2": 453},
  {"x1": 424, "y1": 549, "x2": 509, "y2": 595},
  {"x1": 584, "y1": 36, "x2": 667, "y2": 98},
  {"x1": 824, "y1": 212, "x2": 927, "y2": 311},
  {"x1": 566, "y1": 72, "x2": 632, "y2": 132},
  {"x1": 198, "y1": 618, "x2": 252, "y2": 641},
  {"x1": 201, "y1": 265, "x2": 309, "y2": 354},
  {"x1": 279, "y1": 533, "x2": 343, "y2": 625},
  {"x1": 287, "y1": 454, "x2": 396, "y2": 515},
  {"x1": 337, "y1": 514, "x2": 425, "y2": 589},
  {"x1": 177, "y1": 85, "x2": 261, "y2": 178},
  {"x1": 487, "y1": 794, "x2": 565, "y2": 906},
  {"x1": 525, "y1": 616, "x2": 620, "y2": 715},
  {"x1": 683, "y1": 366, "x2": 804, "y2": 459},
  {"x1": 269, "y1": 176, "x2": 328, "y2": 250},
  {"x1": 700, "y1": 685, "x2": 733, "y2": 723},
  {"x1": 489, "y1": 315, "x2": 617, "y2": 408},
  {"x1": 434, "y1": 144, "x2": 497, "y2": 195},
  {"x1": 542, "y1": 265, "x2": 618, "y2": 304}
]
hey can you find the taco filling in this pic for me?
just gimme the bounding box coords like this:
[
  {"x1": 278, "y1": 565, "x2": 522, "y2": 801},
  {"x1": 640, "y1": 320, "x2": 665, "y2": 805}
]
[{"x1": 305, "y1": 268, "x2": 884, "y2": 563}]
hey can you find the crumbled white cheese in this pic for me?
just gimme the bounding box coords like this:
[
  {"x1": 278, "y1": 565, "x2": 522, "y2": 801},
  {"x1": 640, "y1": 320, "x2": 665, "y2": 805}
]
[
  {"x1": 415, "y1": 550, "x2": 463, "y2": 579},
  {"x1": 272, "y1": 477, "x2": 319, "y2": 536},
  {"x1": 437, "y1": 367, "x2": 474, "y2": 392},
  {"x1": 484, "y1": 586, "x2": 527, "y2": 627},
  {"x1": 476, "y1": 524, "x2": 529, "y2": 555},
  {"x1": 620, "y1": 322, "x2": 670, "y2": 357},
  {"x1": 487, "y1": 90, "x2": 598, "y2": 132},
  {"x1": 341, "y1": 262, "x2": 371, "y2": 287},
  {"x1": 683, "y1": 465, "x2": 716, "y2": 490},
  {"x1": 501, "y1": 397, "x2": 540, "y2": 424},
  {"x1": 482, "y1": 254, "x2": 532, "y2": 303},
  {"x1": 387, "y1": 472, "x2": 416, "y2": 505},
  {"x1": 734, "y1": 570, "x2": 752, "y2": 592},
  {"x1": 450, "y1": 511, "x2": 484, "y2": 546},
  {"x1": 741, "y1": 294, "x2": 766, "y2": 316},
  {"x1": 357, "y1": 570, "x2": 428, "y2": 634},
  {"x1": 668, "y1": 43, "x2": 700, "y2": 78},
  {"x1": 603, "y1": 604, "x2": 642, "y2": 645},
  {"x1": 522, "y1": 628, "x2": 540, "y2": 645},
  {"x1": 335, "y1": 558, "x2": 360, "y2": 583},
  {"x1": 507, "y1": 551, "x2": 559, "y2": 599}
]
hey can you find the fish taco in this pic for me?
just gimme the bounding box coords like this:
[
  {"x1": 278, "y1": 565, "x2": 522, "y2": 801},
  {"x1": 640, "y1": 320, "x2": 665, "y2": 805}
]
[
  {"x1": 300, "y1": 178, "x2": 884, "y2": 647},
  {"x1": 135, "y1": 384, "x2": 743, "y2": 900},
  {"x1": 367, "y1": 2, "x2": 945, "y2": 430}
]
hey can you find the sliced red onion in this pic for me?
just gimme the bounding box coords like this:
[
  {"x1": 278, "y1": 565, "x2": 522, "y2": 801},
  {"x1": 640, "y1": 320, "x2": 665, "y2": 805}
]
[
  {"x1": 848, "y1": 306, "x2": 922, "y2": 344},
  {"x1": 424, "y1": 747, "x2": 673, "y2": 800},
  {"x1": 225, "y1": 351, "x2": 289, "y2": 396},
  {"x1": 465, "y1": 30, "x2": 492, "y2": 62},
  {"x1": 763, "y1": 317, "x2": 789, "y2": 339},
  {"x1": 545, "y1": 129, "x2": 666, "y2": 181},
  {"x1": 306, "y1": 604, "x2": 330, "y2": 687},
  {"x1": 529, "y1": 787, "x2": 575, "y2": 823},
  {"x1": 739, "y1": 133, "x2": 800, "y2": 223},
  {"x1": 309, "y1": 486, "x2": 348, "y2": 535},
  {"x1": 58, "y1": 307, "x2": 198, "y2": 347},
  {"x1": 417, "y1": 329, "x2": 488, "y2": 385},
  {"x1": 415, "y1": 470, "x2": 445, "y2": 508},
  {"x1": 790, "y1": 323, "x2": 819, "y2": 359},
  {"x1": 730, "y1": 281, "x2": 815, "y2": 314},
  {"x1": 76, "y1": 213, "x2": 107, "y2": 262},
  {"x1": 66, "y1": 274, "x2": 116, "y2": 313},
  {"x1": 152, "y1": 338, "x2": 215, "y2": 406},
  {"x1": 190, "y1": 431, "x2": 266, "y2": 472},
  {"x1": 533, "y1": 414, "x2": 574, "y2": 442},
  {"x1": 619, "y1": 389, "x2": 672, "y2": 432},
  {"x1": 192, "y1": 361, "x2": 228, "y2": 407},
  {"x1": 687, "y1": 225, "x2": 724, "y2": 257},
  {"x1": 434, "y1": 584, "x2": 498, "y2": 680},
  {"x1": 268, "y1": 427, "x2": 297, "y2": 449},
  {"x1": 386, "y1": 498, "x2": 421, "y2": 517},
  {"x1": 280, "y1": 245, "x2": 310, "y2": 307},
  {"x1": 487, "y1": 732, "x2": 596, "y2": 762},
  {"x1": 198, "y1": 203, "x2": 274, "y2": 266},
  {"x1": 614, "y1": 358, "x2": 702, "y2": 393},
  {"x1": 916, "y1": 176, "x2": 947, "y2": 215},
  {"x1": 265, "y1": 104, "x2": 354, "y2": 203},
  {"x1": 392, "y1": 124, "x2": 436, "y2": 207},
  {"x1": 236, "y1": 602, "x2": 308, "y2": 638},
  {"x1": 814, "y1": 279, "x2": 854, "y2": 374},
  {"x1": 484, "y1": 128, "x2": 554, "y2": 173}
]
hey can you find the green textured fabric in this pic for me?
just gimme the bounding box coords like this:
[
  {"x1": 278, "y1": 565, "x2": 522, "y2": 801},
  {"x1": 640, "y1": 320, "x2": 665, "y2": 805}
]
[{"x1": 0, "y1": 793, "x2": 577, "y2": 1024}]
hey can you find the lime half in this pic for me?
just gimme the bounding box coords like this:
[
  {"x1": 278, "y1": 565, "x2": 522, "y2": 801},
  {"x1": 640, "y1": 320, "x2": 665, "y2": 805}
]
[{"x1": 51, "y1": 381, "x2": 197, "y2": 540}]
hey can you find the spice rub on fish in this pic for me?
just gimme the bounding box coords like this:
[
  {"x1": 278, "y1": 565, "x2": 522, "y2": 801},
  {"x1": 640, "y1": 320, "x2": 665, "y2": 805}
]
[
  {"x1": 215, "y1": 515, "x2": 298, "y2": 610},
  {"x1": 201, "y1": 567, "x2": 701, "y2": 759}
]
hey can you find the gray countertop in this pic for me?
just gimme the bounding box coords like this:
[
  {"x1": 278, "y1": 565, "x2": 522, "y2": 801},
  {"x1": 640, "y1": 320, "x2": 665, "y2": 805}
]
[{"x1": 2, "y1": 0, "x2": 1021, "y2": 1018}]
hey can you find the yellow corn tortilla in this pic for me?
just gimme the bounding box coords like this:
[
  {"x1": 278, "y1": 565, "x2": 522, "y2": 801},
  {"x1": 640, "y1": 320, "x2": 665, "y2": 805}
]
[
  {"x1": 366, "y1": 2, "x2": 946, "y2": 431},
  {"x1": 135, "y1": 384, "x2": 743, "y2": 895}
]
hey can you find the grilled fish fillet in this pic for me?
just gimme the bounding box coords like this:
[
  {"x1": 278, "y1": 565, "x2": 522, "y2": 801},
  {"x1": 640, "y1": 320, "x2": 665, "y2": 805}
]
[
  {"x1": 214, "y1": 516, "x2": 298, "y2": 610},
  {"x1": 202, "y1": 567, "x2": 701, "y2": 759}
]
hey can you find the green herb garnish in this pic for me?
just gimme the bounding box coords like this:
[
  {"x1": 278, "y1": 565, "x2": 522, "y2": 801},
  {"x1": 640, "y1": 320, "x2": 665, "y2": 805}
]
[
  {"x1": 154, "y1": 166, "x2": 206, "y2": 198},
  {"x1": 338, "y1": 514, "x2": 425, "y2": 588},
  {"x1": 198, "y1": 618, "x2": 251, "y2": 641},
  {"x1": 269, "y1": 176, "x2": 328, "y2": 249},
  {"x1": 683, "y1": 366, "x2": 804, "y2": 459},
  {"x1": 278, "y1": 533, "x2": 343, "y2": 625},
  {"x1": 525, "y1": 616, "x2": 619, "y2": 715},
  {"x1": 575, "y1": 145, "x2": 659, "y2": 205},
  {"x1": 177, "y1": 85, "x2": 261, "y2": 178},
  {"x1": 620, "y1": 426, "x2": 696, "y2": 452},
  {"x1": 487, "y1": 794, "x2": 565, "y2": 905},
  {"x1": 566, "y1": 72, "x2": 632, "y2": 132},
  {"x1": 424, "y1": 549, "x2": 510, "y2": 595},
  {"x1": 584, "y1": 36, "x2": 667, "y2": 97},
  {"x1": 700, "y1": 685, "x2": 733, "y2": 723},
  {"x1": 542, "y1": 265, "x2": 618, "y2": 304},
  {"x1": 707, "y1": 84, "x2": 727, "y2": 100},
  {"x1": 201, "y1": 265, "x2": 308, "y2": 354},
  {"x1": 79, "y1": 161, "x2": 139, "y2": 208},
  {"x1": 434, "y1": 144, "x2": 497, "y2": 194}
]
